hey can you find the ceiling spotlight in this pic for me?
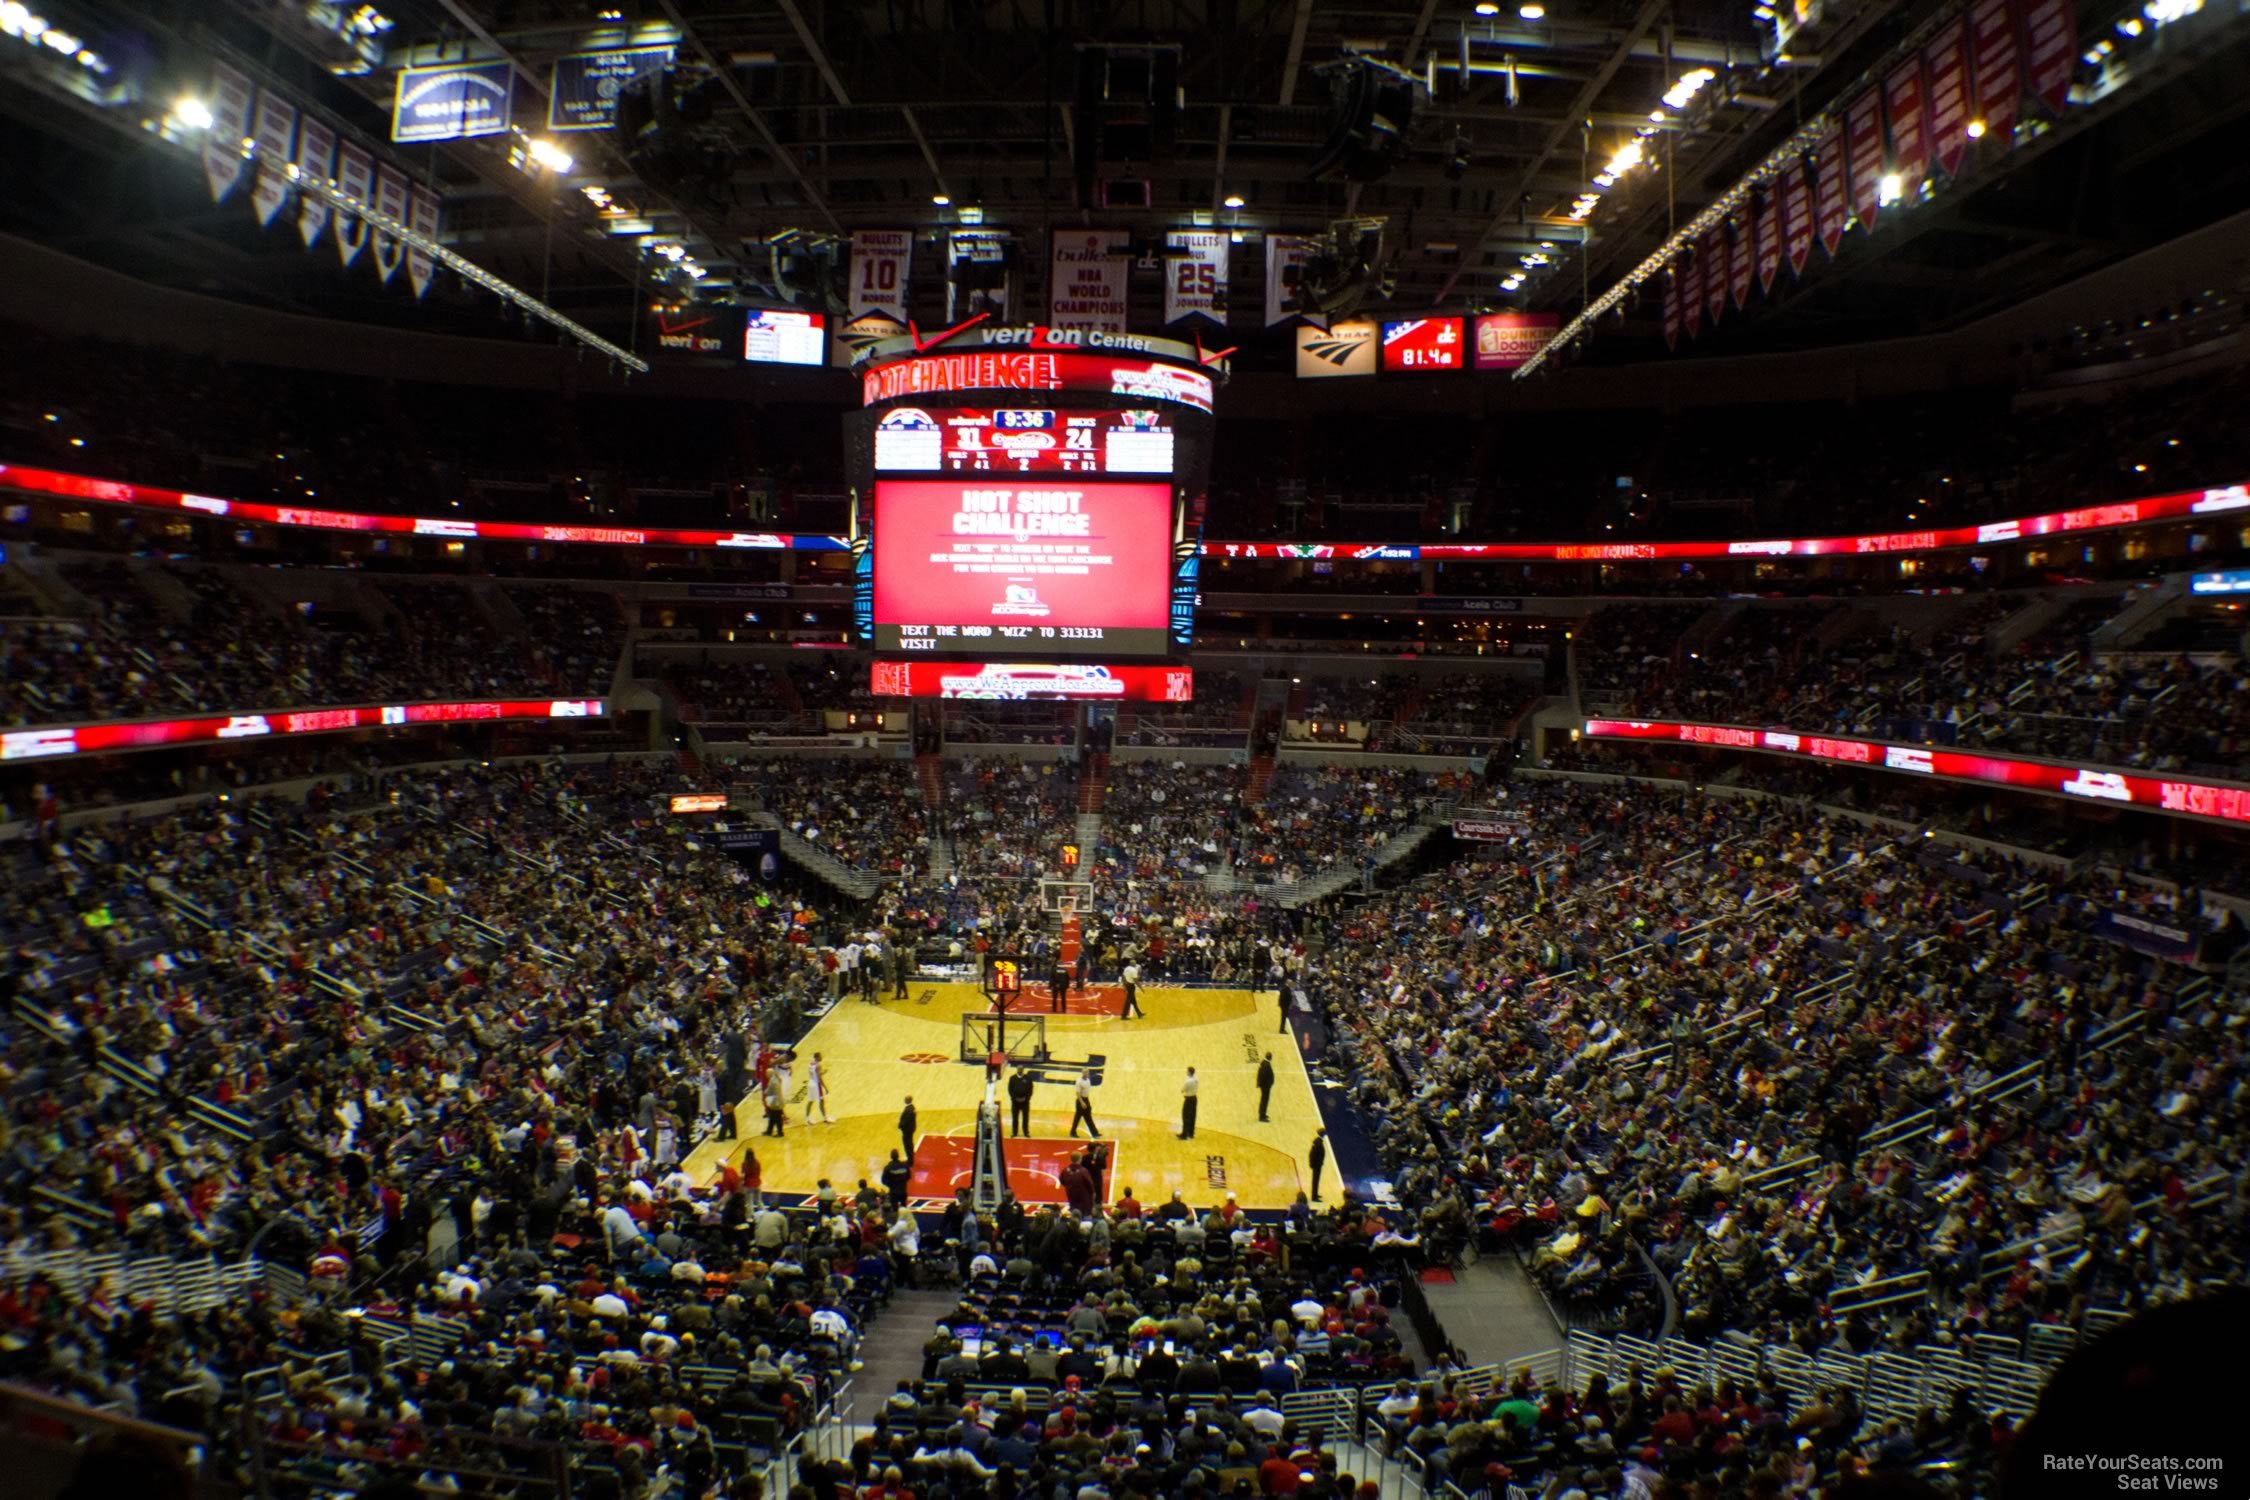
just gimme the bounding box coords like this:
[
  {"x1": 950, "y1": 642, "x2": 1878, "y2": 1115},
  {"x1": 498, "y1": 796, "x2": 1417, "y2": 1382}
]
[
  {"x1": 1223, "y1": 193, "x2": 1245, "y2": 209},
  {"x1": 527, "y1": 137, "x2": 574, "y2": 173},
  {"x1": 1519, "y1": 2, "x2": 1546, "y2": 17},
  {"x1": 1965, "y1": 118, "x2": 1988, "y2": 138},
  {"x1": 1474, "y1": 2, "x2": 1500, "y2": 13},
  {"x1": 169, "y1": 96, "x2": 216, "y2": 131},
  {"x1": 931, "y1": 192, "x2": 951, "y2": 206}
]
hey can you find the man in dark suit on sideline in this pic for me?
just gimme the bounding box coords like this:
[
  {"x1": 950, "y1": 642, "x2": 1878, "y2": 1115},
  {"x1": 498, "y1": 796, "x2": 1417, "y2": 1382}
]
[
  {"x1": 1008, "y1": 1069, "x2": 1035, "y2": 1136},
  {"x1": 1256, "y1": 1052, "x2": 1276, "y2": 1122},
  {"x1": 900, "y1": 1096, "x2": 918, "y2": 1162}
]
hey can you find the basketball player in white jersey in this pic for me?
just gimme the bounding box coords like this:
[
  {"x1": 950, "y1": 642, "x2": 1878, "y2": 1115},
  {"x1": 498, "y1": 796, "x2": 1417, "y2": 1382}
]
[{"x1": 805, "y1": 1052, "x2": 831, "y2": 1125}]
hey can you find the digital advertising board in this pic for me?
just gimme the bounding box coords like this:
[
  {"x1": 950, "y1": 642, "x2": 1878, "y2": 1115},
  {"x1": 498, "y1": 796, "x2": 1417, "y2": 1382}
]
[
  {"x1": 870, "y1": 479, "x2": 1174, "y2": 657},
  {"x1": 743, "y1": 308, "x2": 826, "y2": 366},
  {"x1": 871, "y1": 407, "x2": 1176, "y2": 476},
  {"x1": 1381, "y1": 317, "x2": 1466, "y2": 372},
  {"x1": 1583, "y1": 717, "x2": 2250, "y2": 829},
  {"x1": 870, "y1": 661, "x2": 1194, "y2": 701},
  {"x1": 860, "y1": 349, "x2": 1214, "y2": 412}
]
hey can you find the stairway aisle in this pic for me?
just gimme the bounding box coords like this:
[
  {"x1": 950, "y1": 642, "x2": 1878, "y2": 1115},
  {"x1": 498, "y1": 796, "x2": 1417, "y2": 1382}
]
[
  {"x1": 1417, "y1": 1253, "x2": 1567, "y2": 1368},
  {"x1": 854, "y1": 1286, "x2": 956, "y2": 1417}
]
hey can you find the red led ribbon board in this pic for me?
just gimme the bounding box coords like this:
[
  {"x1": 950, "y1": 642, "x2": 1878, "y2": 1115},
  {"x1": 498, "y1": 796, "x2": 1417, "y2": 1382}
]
[
  {"x1": 0, "y1": 698, "x2": 605, "y2": 763},
  {"x1": 0, "y1": 464, "x2": 844, "y2": 551},
  {"x1": 1581, "y1": 718, "x2": 2250, "y2": 828},
  {"x1": 871, "y1": 661, "x2": 1194, "y2": 702},
  {"x1": 859, "y1": 349, "x2": 1214, "y2": 412},
  {"x1": 1402, "y1": 482, "x2": 2250, "y2": 559},
  {"x1": 871, "y1": 478, "x2": 1175, "y2": 657}
]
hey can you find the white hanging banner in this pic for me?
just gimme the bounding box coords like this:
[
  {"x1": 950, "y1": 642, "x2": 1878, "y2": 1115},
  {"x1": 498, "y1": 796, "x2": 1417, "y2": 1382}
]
[
  {"x1": 407, "y1": 185, "x2": 441, "y2": 298},
  {"x1": 947, "y1": 232, "x2": 1012, "y2": 322},
  {"x1": 847, "y1": 230, "x2": 912, "y2": 323},
  {"x1": 204, "y1": 64, "x2": 255, "y2": 204},
  {"x1": 1163, "y1": 231, "x2": 1229, "y2": 325},
  {"x1": 295, "y1": 117, "x2": 336, "y2": 249},
  {"x1": 372, "y1": 165, "x2": 410, "y2": 284},
  {"x1": 1047, "y1": 227, "x2": 1129, "y2": 333},
  {"x1": 334, "y1": 142, "x2": 373, "y2": 267},
  {"x1": 1264, "y1": 234, "x2": 1316, "y2": 326},
  {"x1": 249, "y1": 93, "x2": 299, "y2": 229}
]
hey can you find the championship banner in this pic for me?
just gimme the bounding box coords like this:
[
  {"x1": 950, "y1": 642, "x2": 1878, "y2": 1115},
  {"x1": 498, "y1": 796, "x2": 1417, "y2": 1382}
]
[
  {"x1": 1755, "y1": 187, "x2": 1782, "y2": 293},
  {"x1": 1728, "y1": 216, "x2": 1752, "y2": 310},
  {"x1": 2019, "y1": 0, "x2": 2075, "y2": 112},
  {"x1": 390, "y1": 61, "x2": 513, "y2": 144},
  {"x1": 548, "y1": 45, "x2": 673, "y2": 131},
  {"x1": 407, "y1": 185, "x2": 440, "y2": 298},
  {"x1": 947, "y1": 231, "x2": 1012, "y2": 321},
  {"x1": 1661, "y1": 261, "x2": 1682, "y2": 349},
  {"x1": 1845, "y1": 90, "x2": 1885, "y2": 232},
  {"x1": 1265, "y1": 235, "x2": 1317, "y2": 326},
  {"x1": 1783, "y1": 157, "x2": 1815, "y2": 274},
  {"x1": 1971, "y1": 0, "x2": 2022, "y2": 143},
  {"x1": 372, "y1": 165, "x2": 410, "y2": 284},
  {"x1": 334, "y1": 142, "x2": 373, "y2": 268},
  {"x1": 204, "y1": 63, "x2": 255, "y2": 204},
  {"x1": 1885, "y1": 55, "x2": 1929, "y2": 193},
  {"x1": 847, "y1": 230, "x2": 912, "y2": 324},
  {"x1": 1702, "y1": 228, "x2": 1727, "y2": 327},
  {"x1": 1048, "y1": 228, "x2": 1130, "y2": 333},
  {"x1": 1682, "y1": 250, "x2": 1703, "y2": 339},
  {"x1": 249, "y1": 93, "x2": 298, "y2": 229},
  {"x1": 1164, "y1": 231, "x2": 1229, "y2": 325},
  {"x1": 1814, "y1": 125, "x2": 1848, "y2": 258},
  {"x1": 295, "y1": 117, "x2": 336, "y2": 249},
  {"x1": 1926, "y1": 22, "x2": 1971, "y2": 176}
]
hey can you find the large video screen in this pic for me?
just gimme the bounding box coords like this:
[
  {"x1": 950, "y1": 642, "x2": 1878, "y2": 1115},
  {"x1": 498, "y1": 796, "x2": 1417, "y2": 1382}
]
[
  {"x1": 872, "y1": 478, "x2": 1174, "y2": 657},
  {"x1": 743, "y1": 308, "x2": 825, "y2": 365},
  {"x1": 872, "y1": 407, "x2": 1175, "y2": 476}
]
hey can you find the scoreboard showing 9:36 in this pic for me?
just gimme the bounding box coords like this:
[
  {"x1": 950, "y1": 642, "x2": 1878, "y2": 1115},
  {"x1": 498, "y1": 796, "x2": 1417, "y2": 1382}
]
[{"x1": 872, "y1": 406, "x2": 1176, "y2": 475}]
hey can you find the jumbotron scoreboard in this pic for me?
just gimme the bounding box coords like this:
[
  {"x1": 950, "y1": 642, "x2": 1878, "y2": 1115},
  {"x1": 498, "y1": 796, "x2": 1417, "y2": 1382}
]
[{"x1": 843, "y1": 324, "x2": 1223, "y2": 703}]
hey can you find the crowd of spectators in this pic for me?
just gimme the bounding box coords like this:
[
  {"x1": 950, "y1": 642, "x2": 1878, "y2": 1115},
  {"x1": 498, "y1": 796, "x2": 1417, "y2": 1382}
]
[
  {"x1": 1321, "y1": 778, "x2": 2244, "y2": 1365},
  {"x1": 1594, "y1": 591, "x2": 2250, "y2": 778},
  {"x1": 0, "y1": 562, "x2": 624, "y2": 727},
  {"x1": 1097, "y1": 761, "x2": 1247, "y2": 883},
  {"x1": 0, "y1": 738, "x2": 2244, "y2": 1497},
  {"x1": 1230, "y1": 766, "x2": 1442, "y2": 887},
  {"x1": 943, "y1": 759, "x2": 1082, "y2": 878},
  {"x1": 0, "y1": 757, "x2": 922, "y2": 1494},
  {"x1": 734, "y1": 758, "x2": 931, "y2": 877}
]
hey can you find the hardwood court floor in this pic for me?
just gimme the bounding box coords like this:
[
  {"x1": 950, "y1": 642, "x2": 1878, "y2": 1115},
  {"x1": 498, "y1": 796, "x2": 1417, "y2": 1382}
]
[{"x1": 683, "y1": 981, "x2": 1327, "y2": 1211}]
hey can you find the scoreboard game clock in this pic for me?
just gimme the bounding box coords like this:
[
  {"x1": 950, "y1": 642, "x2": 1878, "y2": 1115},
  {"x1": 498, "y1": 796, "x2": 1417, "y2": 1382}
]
[{"x1": 845, "y1": 323, "x2": 1223, "y2": 685}]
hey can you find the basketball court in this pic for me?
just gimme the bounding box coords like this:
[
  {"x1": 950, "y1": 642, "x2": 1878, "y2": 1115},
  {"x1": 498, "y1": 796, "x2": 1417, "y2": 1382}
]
[{"x1": 681, "y1": 978, "x2": 1326, "y2": 1211}]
